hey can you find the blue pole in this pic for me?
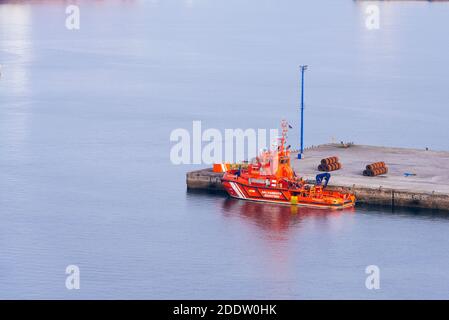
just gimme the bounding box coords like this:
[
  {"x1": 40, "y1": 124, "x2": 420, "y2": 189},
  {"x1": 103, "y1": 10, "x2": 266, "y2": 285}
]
[{"x1": 298, "y1": 65, "x2": 307, "y2": 159}]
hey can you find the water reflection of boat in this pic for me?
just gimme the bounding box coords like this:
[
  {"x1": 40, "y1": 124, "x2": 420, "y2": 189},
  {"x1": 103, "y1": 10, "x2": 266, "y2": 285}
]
[{"x1": 221, "y1": 197, "x2": 354, "y2": 233}]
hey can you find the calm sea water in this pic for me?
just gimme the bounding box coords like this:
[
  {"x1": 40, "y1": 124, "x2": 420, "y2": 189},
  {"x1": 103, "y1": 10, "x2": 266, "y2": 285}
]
[{"x1": 1, "y1": 0, "x2": 449, "y2": 299}]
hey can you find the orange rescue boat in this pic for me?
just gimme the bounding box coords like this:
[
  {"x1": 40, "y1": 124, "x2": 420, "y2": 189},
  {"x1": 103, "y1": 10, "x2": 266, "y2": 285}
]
[{"x1": 221, "y1": 121, "x2": 356, "y2": 209}]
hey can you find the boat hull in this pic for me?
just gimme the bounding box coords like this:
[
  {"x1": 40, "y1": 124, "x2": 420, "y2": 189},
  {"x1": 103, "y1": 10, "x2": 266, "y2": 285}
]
[{"x1": 222, "y1": 180, "x2": 355, "y2": 210}]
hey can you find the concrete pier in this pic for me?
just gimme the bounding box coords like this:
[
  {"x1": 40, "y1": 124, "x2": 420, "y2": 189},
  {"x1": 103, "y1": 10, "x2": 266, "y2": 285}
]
[{"x1": 186, "y1": 144, "x2": 449, "y2": 210}]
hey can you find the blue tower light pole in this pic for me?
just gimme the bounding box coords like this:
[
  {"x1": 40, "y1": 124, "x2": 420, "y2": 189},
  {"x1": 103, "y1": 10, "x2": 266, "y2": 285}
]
[{"x1": 298, "y1": 65, "x2": 308, "y2": 159}]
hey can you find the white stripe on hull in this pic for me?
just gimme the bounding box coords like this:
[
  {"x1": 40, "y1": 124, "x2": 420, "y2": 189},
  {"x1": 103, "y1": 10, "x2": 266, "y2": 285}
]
[{"x1": 229, "y1": 182, "x2": 246, "y2": 199}]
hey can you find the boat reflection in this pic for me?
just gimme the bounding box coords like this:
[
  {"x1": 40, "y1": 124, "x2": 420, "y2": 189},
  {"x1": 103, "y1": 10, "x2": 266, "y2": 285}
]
[{"x1": 221, "y1": 198, "x2": 354, "y2": 233}]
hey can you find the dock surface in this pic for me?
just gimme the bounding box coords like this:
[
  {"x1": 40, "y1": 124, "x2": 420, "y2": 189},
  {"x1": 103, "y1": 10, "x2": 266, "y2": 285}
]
[{"x1": 186, "y1": 144, "x2": 449, "y2": 210}]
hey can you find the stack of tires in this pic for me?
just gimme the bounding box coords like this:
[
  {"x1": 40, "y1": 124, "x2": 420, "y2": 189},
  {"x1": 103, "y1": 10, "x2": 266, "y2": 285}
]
[
  {"x1": 363, "y1": 162, "x2": 388, "y2": 176},
  {"x1": 318, "y1": 156, "x2": 342, "y2": 172}
]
